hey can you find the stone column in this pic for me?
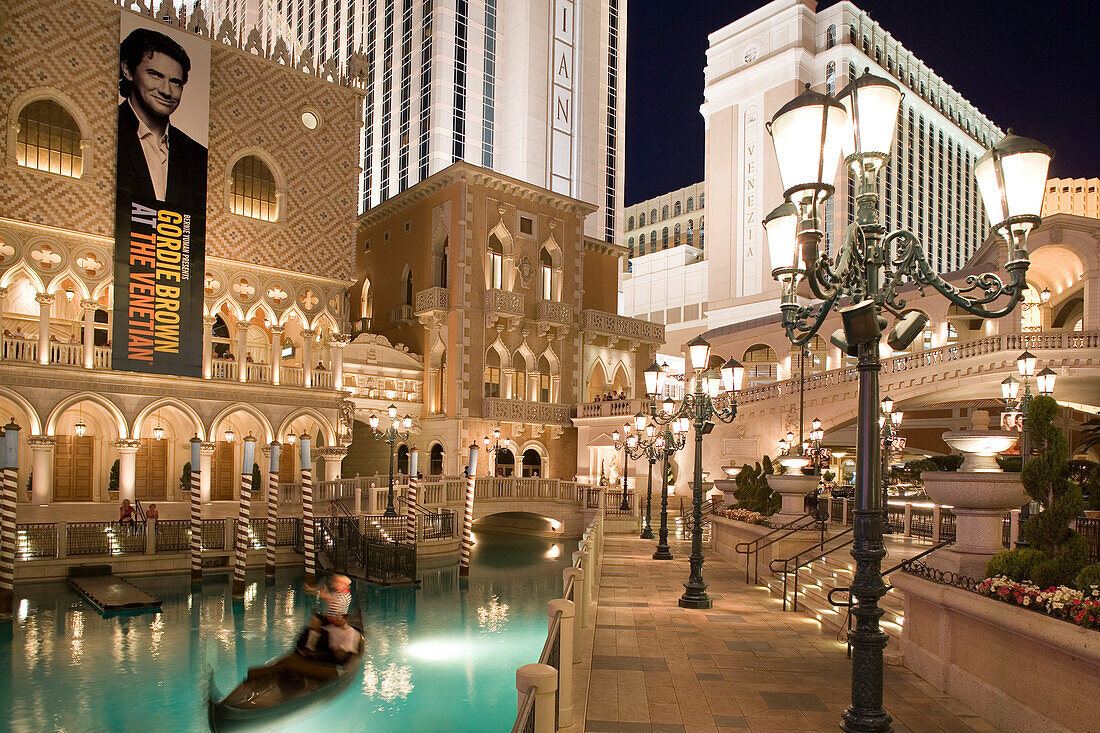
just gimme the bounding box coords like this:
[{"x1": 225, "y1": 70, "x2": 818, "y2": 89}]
[
  {"x1": 330, "y1": 335, "x2": 347, "y2": 390},
  {"x1": 0, "y1": 287, "x2": 7, "y2": 361},
  {"x1": 547, "y1": 599, "x2": 575, "y2": 727},
  {"x1": 28, "y1": 436, "x2": 56, "y2": 505},
  {"x1": 515, "y1": 664, "x2": 557, "y2": 733},
  {"x1": 502, "y1": 368, "x2": 515, "y2": 399},
  {"x1": 36, "y1": 293, "x2": 54, "y2": 365},
  {"x1": 199, "y1": 442, "x2": 215, "y2": 503},
  {"x1": 270, "y1": 324, "x2": 284, "y2": 385},
  {"x1": 80, "y1": 300, "x2": 97, "y2": 369},
  {"x1": 301, "y1": 330, "x2": 315, "y2": 388},
  {"x1": 236, "y1": 319, "x2": 248, "y2": 383},
  {"x1": 202, "y1": 315, "x2": 216, "y2": 379},
  {"x1": 114, "y1": 439, "x2": 142, "y2": 503},
  {"x1": 319, "y1": 447, "x2": 346, "y2": 482}
]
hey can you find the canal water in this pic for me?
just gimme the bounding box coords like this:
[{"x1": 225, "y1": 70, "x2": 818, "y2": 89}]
[{"x1": 4, "y1": 532, "x2": 574, "y2": 732}]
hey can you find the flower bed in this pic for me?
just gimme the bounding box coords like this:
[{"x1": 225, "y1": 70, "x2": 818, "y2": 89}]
[
  {"x1": 977, "y1": 575, "x2": 1100, "y2": 629},
  {"x1": 716, "y1": 507, "x2": 770, "y2": 526}
]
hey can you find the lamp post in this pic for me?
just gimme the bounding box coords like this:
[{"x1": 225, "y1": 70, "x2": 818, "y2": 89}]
[
  {"x1": 644, "y1": 340, "x2": 744, "y2": 609},
  {"x1": 483, "y1": 427, "x2": 506, "y2": 476},
  {"x1": 368, "y1": 404, "x2": 412, "y2": 517},
  {"x1": 880, "y1": 398, "x2": 903, "y2": 535},
  {"x1": 764, "y1": 72, "x2": 1050, "y2": 732},
  {"x1": 1001, "y1": 352, "x2": 1056, "y2": 547},
  {"x1": 625, "y1": 409, "x2": 687, "y2": 549},
  {"x1": 806, "y1": 417, "x2": 829, "y2": 476},
  {"x1": 611, "y1": 422, "x2": 634, "y2": 512}
]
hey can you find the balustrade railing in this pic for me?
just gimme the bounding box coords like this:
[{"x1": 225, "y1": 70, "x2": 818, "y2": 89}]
[
  {"x1": 577, "y1": 398, "x2": 649, "y2": 419},
  {"x1": 2, "y1": 337, "x2": 38, "y2": 362},
  {"x1": 17, "y1": 523, "x2": 57, "y2": 559},
  {"x1": 93, "y1": 345, "x2": 111, "y2": 368},
  {"x1": 211, "y1": 358, "x2": 238, "y2": 381},
  {"x1": 49, "y1": 342, "x2": 82, "y2": 366},
  {"x1": 281, "y1": 365, "x2": 303, "y2": 386}
]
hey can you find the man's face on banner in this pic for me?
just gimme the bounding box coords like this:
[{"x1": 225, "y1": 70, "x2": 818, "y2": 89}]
[{"x1": 123, "y1": 51, "x2": 186, "y2": 122}]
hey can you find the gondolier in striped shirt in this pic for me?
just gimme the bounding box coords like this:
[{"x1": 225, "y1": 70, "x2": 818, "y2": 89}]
[{"x1": 311, "y1": 574, "x2": 352, "y2": 623}]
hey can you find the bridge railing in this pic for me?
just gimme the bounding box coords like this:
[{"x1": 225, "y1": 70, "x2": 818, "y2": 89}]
[{"x1": 736, "y1": 330, "x2": 1100, "y2": 406}]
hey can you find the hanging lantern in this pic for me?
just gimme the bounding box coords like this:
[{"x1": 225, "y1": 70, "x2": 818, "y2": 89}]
[
  {"x1": 152, "y1": 424, "x2": 165, "y2": 441},
  {"x1": 224, "y1": 426, "x2": 236, "y2": 443},
  {"x1": 74, "y1": 419, "x2": 87, "y2": 438}
]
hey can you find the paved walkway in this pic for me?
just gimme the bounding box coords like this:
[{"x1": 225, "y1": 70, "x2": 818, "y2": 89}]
[{"x1": 584, "y1": 535, "x2": 997, "y2": 733}]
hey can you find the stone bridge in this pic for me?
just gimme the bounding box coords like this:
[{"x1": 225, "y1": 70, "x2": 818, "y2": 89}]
[{"x1": 701, "y1": 329, "x2": 1100, "y2": 477}]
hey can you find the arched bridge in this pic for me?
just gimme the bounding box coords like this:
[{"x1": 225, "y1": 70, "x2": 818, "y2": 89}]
[{"x1": 702, "y1": 330, "x2": 1100, "y2": 473}]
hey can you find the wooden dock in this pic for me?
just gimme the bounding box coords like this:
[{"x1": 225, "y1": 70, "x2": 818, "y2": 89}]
[{"x1": 67, "y1": 566, "x2": 162, "y2": 615}]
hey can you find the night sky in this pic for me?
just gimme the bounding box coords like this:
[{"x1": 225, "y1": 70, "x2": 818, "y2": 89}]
[{"x1": 625, "y1": 0, "x2": 1100, "y2": 205}]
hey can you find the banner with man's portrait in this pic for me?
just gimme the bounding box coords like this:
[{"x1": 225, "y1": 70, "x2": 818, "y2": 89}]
[{"x1": 112, "y1": 14, "x2": 209, "y2": 377}]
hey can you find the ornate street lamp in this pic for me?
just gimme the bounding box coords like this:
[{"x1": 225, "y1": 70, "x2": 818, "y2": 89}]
[
  {"x1": 880, "y1": 397, "x2": 904, "y2": 535},
  {"x1": 623, "y1": 410, "x2": 687, "y2": 550},
  {"x1": 644, "y1": 340, "x2": 743, "y2": 609},
  {"x1": 483, "y1": 427, "x2": 507, "y2": 476},
  {"x1": 765, "y1": 70, "x2": 1050, "y2": 733},
  {"x1": 368, "y1": 404, "x2": 413, "y2": 516},
  {"x1": 1002, "y1": 354, "x2": 1056, "y2": 547},
  {"x1": 611, "y1": 422, "x2": 635, "y2": 512}
]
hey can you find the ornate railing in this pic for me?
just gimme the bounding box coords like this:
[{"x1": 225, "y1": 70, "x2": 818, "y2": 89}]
[
  {"x1": 67, "y1": 522, "x2": 144, "y2": 556},
  {"x1": 390, "y1": 304, "x2": 414, "y2": 324},
  {"x1": 484, "y1": 289, "x2": 525, "y2": 316},
  {"x1": 580, "y1": 309, "x2": 664, "y2": 343},
  {"x1": 577, "y1": 398, "x2": 649, "y2": 419},
  {"x1": 201, "y1": 519, "x2": 225, "y2": 550},
  {"x1": 414, "y1": 286, "x2": 449, "y2": 314},
  {"x1": 17, "y1": 523, "x2": 57, "y2": 559},
  {"x1": 155, "y1": 520, "x2": 190, "y2": 553},
  {"x1": 482, "y1": 397, "x2": 572, "y2": 426},
  {"x1": 737, "y1": 330, "x2": 1100, "y2": 406},
  {"x1": 534, "y1": 299, "x2": 574, "y2": 326}
]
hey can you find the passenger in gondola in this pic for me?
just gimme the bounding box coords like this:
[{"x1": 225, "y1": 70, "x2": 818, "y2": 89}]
[{"x1": 322, "y1": 615, "x2": 361, "y2": 663}]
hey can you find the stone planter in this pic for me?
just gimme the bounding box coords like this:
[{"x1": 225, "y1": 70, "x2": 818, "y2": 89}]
[
  {"x1": 713, "y1": 479, "x2": 737, "y2": 508},
  {"x1": 921, "y1": 472, "x2": 1028, "y2": 579},
  {"x1": 893, "y1": 571, "x2": 1100, "y2": 733},
  {"x1": 766, "y1": 473, "x2": 819, "y2": 523},
  {"x1": 941, "y1": 430, "x2": 1018, "y2": 472}
]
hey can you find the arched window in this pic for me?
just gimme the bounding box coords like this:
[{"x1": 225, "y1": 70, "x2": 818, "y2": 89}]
[
  {"x1": 484, "y1": 349, "x2": 501, "y2": 398},
  {"x1": 539, "y1": 247, "x2": 553, "y2": 301},
  {"x1": 433, "y1": 237, "x2": 448, "y2": 288},
  {"x1": 231, "y1": 155, "x2": 278, "y2": 221},
  {"x1": 488, "y1": 234, "x2": 504, "y2": 290},
  {"x1": 946, "y1": 322, "x2": 959, "y2": 343},
  {"x1": 674, "y1": 201, "x2": 682, "y2": 216},
  {"x1": 686, "y1": 221, "x2": 693, "y2": 248},
  {"x1": 674, "y1": 224, "x2": 681, "y2": 246},
  {"x1": 743, "y1": 343, "x2": 778, "y2": 386},
  {"x1": 638, "y1": 234, "x2": 646, "y2": 256},
  {"x1": 628, "y1": 237, "x2": 634, "y2": 259},
  {"x1": 826, "y1": 61, "x2": 836, "y2": 96},
  {"x1": 94, "y1": 308, "x2": 110, "y2": 346},
  {"x1": 429, "y1": 443, "x2": 444, "y2": 475},
  {"x1": 639, "y1": 212, "x2": 646, "y2": 226},
  {"x1": 397, "y1": 444, "x2": 410, "y2": 474},
  {"x1": 403, "y1": 270, "x2": 414, "y2": 306},
  {"x1": 538, "y1": 355, "x2": 552, "y2": 402},
  {"x1": 686, "y1": 197, "x2": 694, "y2": 212},
  {"x1": 16, "y1": 99, "x2": 83, "y2": 177},
  {"x1": 699, "y1": 218, "x2": 705, "y2": 251},
  {"x1": 627, "y1": 216, "x2": 635, "y2": 230},
  {"x1": 650, "y1": 208, "x2": 657, "y2": 223},
  {"x1": 494, "y1": 448, "x2": 515, "y2": 477},
  {"x1": 661, "y1": 205, "x2": 669, "y2": 220},
  {"x1": 826, "y1": 24, "x2": 836, "y2": 49},
  {"x1": 433, "y1": 349, "x2": 446, "y2": 413},
  {"x1": 212, "y1": 315, "x2": 231, "y2": 358},
  {"x1": 512, "y1": 352, "x2": 528, "y2": 400},
  {"x1": 662, "y1": 227, "x2": 669, "y2": 249},
  {"x1": 522, "y1": 449, "x2": 542, "y2": 477},
  {"x1": 699, "y1": 193, "x2": 705, "y2": 208}
]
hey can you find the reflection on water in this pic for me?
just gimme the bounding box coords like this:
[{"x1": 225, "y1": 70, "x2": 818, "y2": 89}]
[{"x1": 5, "y1": 531, "x2": 573, "y2": 732}]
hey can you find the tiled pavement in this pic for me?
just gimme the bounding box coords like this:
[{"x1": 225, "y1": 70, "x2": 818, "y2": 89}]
[{"x1": 583, "y1": 535, "x2": 997, "y2": 733}]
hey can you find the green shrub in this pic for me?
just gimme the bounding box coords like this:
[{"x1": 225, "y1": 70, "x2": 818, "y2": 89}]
[
  {"x1": 178, "y1": 461, "x2": 192, "y2": 492},
  {"x1": 733, "y1": 455, "x2": 781, "y2": 515},
  {"x1": 108, "y1": 459, "x2": 120, "y2": 493},
  {"x1": 1074, "y1": 562, "x2": 1100, "y2": 593},
  {"x1": 930, "y1": 454, "x2": 964, "y2": 471},
  {"x1": 995, "y1": 455, "x2": 1022, "y2": 473},
  {"x1": 252, "y1": 462, "x2": 262, "y2": 494},
  {"x1": 903, "y1": 458, "x2": 938, "y2": 477},
  {"x1": 985, "y1": 548, "x2": 1046, "y2": 582},
  {"x1": 1082, "y1": 465, "x2": 1100, "y2": 512}
]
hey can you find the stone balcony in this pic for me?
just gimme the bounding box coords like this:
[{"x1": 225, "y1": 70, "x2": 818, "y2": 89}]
[
  {"x1": 574, "y1": 398, "x2": 651, "y2": 421},
  {"x1": 580, "y1": 309, "x2": 664, "y2": 347},
  {"x1": 390, "y1": 303, "x2": 414, "y2": 326},
  {"x1": 484, "y1": 289, "x2": 525, "y2": 331},
  {"x1": 482, "y1": 397, "x2": 572, "y2": 431},
  {"x1": 534, "y1": 299, "x2": 575, "y2": 337},
  {"x1": 413, "y1": 287, "x2": 449, "y2": 323}
]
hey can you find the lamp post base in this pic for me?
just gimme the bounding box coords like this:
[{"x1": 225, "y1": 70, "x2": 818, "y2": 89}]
[
  {"x1": 383, "y1": 507, "x2": 398, "y2": 517},
  {"x1": 640, "y1": 527, "x2": 654, "y2": 540},
  {"x1": 677, "y1": 590, "x2": 711, "y2": 609},
  {"x1": 652, "y1": 547, "x2": 672, "y2": 560}
]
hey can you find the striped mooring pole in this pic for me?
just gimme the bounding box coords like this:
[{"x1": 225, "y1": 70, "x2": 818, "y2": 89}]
[
  {"x1": 232, "y1": 435, "x2": 257, "y2": 598},
  {"x1": 1, "y1": 419, "x2": 21, "y2": 621},
  {"x1": 189, "y1": 436, "x2": 202, "y2": 586},
  {"x1": 460, "y1": 443, "x2": 479, "y2": 577},
  {"x1": 300, "y1": 433, "x2": 315, "y2": 585},
  {"x1": 405, "y1": 448, "x2": 419, "y2": 544},
  {"x1": 265, "y1": 441, "x2": 281, "y2": 581}
]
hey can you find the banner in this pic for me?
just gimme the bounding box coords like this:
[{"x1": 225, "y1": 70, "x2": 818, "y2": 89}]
[{"x1": 112, "y1": 15, "x2": 209, "y2": 377}]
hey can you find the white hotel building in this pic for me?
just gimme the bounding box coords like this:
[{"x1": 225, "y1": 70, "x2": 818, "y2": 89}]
[
  {"x1": 213, "y1": 0, "x2": 626, "y2": 242},
  {"x1": 622, "y1": 0, "x2": 1004, "y2": 346}
]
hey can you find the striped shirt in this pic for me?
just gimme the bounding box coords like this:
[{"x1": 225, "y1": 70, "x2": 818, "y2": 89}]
[{"x1": 322, "y1": 589, "x2": 351, "y2": 618}]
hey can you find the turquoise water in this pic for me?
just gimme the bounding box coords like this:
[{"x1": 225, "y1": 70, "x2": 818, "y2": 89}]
[{"x1": 4, "y1": 532, "x2": 573, "y2": 732}]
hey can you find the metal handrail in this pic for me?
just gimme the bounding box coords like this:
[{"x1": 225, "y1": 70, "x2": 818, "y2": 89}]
[
  {"x1": 733, "y1": 513, "x2": 822, "y2": 584},
  {"x1": 769, "y1": 527, "x2": 855, "y2": 611},
  {"x1": 511, "y1": 688, "x2": 537, "y2": 733}
]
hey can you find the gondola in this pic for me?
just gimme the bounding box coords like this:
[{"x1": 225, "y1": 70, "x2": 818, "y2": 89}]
[{"x1": 208, "y1": 610, "x2": 364, "y2": 731}]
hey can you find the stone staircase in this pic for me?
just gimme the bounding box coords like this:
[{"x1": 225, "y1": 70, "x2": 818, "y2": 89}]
[{"x1": 759, "y1": 540, "x2": 915, "y2": 664}]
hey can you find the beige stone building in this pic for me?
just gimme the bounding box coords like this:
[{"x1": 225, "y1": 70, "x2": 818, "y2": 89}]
[
  {"x1": 0, "y1": 0, "x2": 365, "y2": 508},
  {"x1": 1045, "y1": 178, "x2": 1100, "y2": 219},
  {"x1": 354, "y1": 162, "x2": 664, "y2": 482}
]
